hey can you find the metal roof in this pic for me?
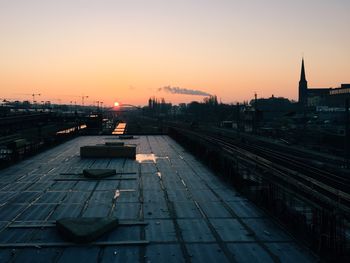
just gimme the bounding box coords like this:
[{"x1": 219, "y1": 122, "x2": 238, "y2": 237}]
[{"x1": 0, "y1": 136, "x2": 316, "y2": 262}]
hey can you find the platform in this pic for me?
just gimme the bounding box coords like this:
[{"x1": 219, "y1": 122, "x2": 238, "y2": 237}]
[{"x1": 0, "y1": 136, "x2": 316, "y2": 262}]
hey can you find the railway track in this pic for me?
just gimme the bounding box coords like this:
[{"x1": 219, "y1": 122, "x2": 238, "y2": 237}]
[
  {"x1": 206, "y1": 126, "x2": 348, "y2": 168},
  {"x1": 171, "y1": 127, "x2": 350, "y2": 215},
  {"x1": 215, "y1": 134, "x2": 350, "y2": 193}
]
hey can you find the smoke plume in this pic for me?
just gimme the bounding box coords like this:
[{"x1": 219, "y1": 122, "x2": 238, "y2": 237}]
[{"x1": 159, "y1": 86, "x2": 211, "y2": 96}]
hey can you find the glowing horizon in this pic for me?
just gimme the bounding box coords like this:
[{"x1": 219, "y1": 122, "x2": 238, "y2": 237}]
[{"x1": 1, "y1": 0, "x2": 349, "y2": 106}]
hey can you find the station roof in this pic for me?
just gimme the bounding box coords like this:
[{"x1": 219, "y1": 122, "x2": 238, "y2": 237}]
[{"x1": 0, "y1": 135, "x2": 315, "y2": 262}]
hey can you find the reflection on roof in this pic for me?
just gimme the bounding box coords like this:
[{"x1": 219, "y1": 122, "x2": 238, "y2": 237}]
[{"x1": 112, "y1": 122, "x2": 127, "y2": 135}]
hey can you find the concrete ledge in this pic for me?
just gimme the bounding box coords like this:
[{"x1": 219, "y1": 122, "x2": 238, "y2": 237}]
[
  {"x1": 80, "y1": 145, "x2": 136, "y2": 159},
  {"x1": 119, "y1": 135, "x2": 134, "y2": 139},
  {"x1": 105, "y1": 141, "x2": 125, "y2": 146},
  {"x1": 83, "y1": 169, "x2": 116, "y2": 178}
]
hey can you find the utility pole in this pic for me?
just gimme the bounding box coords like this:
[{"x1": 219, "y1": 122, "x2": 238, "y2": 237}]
[
  {"x1": 81, "y1": 95, "x2": 88, "y2": 107},
  {"x1": 20, "y1": 93, "x2": 41, "y2": 110},
  {"x1": 32, "y1": 93, "x2": 41, "y2": 111},
  {"x1": 254, "y1": 92, "x2": 258, "y2": 135},
  {"x1": 31, "y1": 93, "x2": 41, "y2": 104},
  {"x1": 345, "y1": 99, "x2": 349, "y2": 168},
  {"x1": 236, "y1": 102, "x2": 240, "y2": 137}
]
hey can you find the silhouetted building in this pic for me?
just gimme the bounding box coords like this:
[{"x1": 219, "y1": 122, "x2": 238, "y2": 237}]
[
  {"x1": 298, "y1": 59, "x2": 348, "y2": 107},
  {"x1": 328, "y1": 84, "x2": 350, "y2": 107}
]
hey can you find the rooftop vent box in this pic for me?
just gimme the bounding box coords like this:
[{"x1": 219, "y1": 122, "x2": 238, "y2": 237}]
[
  {"x1": 80, "y1": 145, "x2": 136, "y2": 159},
  {"x1": 56, "y1": 217, "x2": 119, "y2": 243}
]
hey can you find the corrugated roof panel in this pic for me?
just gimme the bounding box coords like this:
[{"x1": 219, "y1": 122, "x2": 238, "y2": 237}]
[
  {"x1": 111, "y1": 203, "x2": 140, "y2": 220},
  {"x1": 178, "y1": 219, "x2": 215, "y2": 242},
  {"x1": 16, "y1": 204, "x2": 57, "y2": 221},
  {"x1": 57, "y1": 247, "x2": 100, "y2": 263},
  {"x1": 226, "y1": 243, "x2": 273, "y2": 263},
  {"x1": 11, "y1": 248, "x2": 62, "y2": 263},
  {"x1": 142, "y1": 189, "x2": 165, "y2": 202},
  {"x1": 35, "y1": 192, "x2": 67, "y2": 204},
  {"x1": 186, "y1": 243, "x2": 231, "y2": 263},
  {"x1": 145, "y1": 219, "x2": 177, "y2": 242},
  {"x1": 243, "y1": 218, "x2": 293, "y2": 242},
  {"x1": 61, "y1": 191, "x2": 90, "y2": 204},
  {"x1": 100, "y1": 246, "x2": 139, "y2": 263},
  {"x1": 82, "y1": 203, "x2": 111, "y2": 217},
  {"x1": 105, "y1": 226, "x2": 141, "y2": 242},
  {"x1": 95, "y1": 181, "x2": 121, "y2": 191},
  {"x1": 173, "y1": 201, "x2": 202, "y2": 218},
  {"x1": 197, "y1": 201, "x2": 232, "y2": 218},
  {"x1": 49, "y1": 204, "x2": 84, "y2": 220},
  {"x1": 226, "y1": 200, "x2": 265, "y2": 218},
  {"x1": 0, "y1": 204, "x2": 27, "y2": 220},
  {"x1": 266, "y1": 243, "x2": 316, "y2": 263},
  {"x1": 209, "y1": 218, "x2": 254, "y2": 242},
  {"x1": 143, "y1": 201, "x2": 169, "y2": 219},
  {"x1": 145, "y1": 244, "x2": 185, "y2": 263}
]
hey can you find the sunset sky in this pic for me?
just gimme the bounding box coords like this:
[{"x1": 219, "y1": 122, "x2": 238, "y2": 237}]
[{"x1": 1, "y1": 0, "x2": 349, "y2": 106}]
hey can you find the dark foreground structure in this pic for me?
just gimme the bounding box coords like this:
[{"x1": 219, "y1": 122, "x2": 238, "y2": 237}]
[{"x1": 0, "y1": 136, "x2": 315, "y2": 262}]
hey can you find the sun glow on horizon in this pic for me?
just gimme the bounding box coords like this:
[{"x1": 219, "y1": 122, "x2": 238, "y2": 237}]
[{"x1": 0, "y1": 1, "x2": 349, "y2": 104}]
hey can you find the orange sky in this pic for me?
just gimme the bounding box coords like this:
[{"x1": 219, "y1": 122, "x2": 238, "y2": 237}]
[{"x1": 1, "y1": 0, "x2": 349, "y2": 106}]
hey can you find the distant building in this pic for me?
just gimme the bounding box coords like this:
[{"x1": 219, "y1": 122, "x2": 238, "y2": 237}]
[
  {"x1": 298, "y1": 59, "x2": 349, "y2": 107},
  {"x1": 328, "y1": 84, "x2": 350, "y2": 107}
]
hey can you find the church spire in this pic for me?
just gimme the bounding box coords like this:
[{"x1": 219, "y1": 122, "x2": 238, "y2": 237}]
[
  {"x1": 300, "y1": 58, "x2": 307, "y2": 82},
  {"x1": 298, "y1": 58, "x2": 308, "y2": 105}
]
